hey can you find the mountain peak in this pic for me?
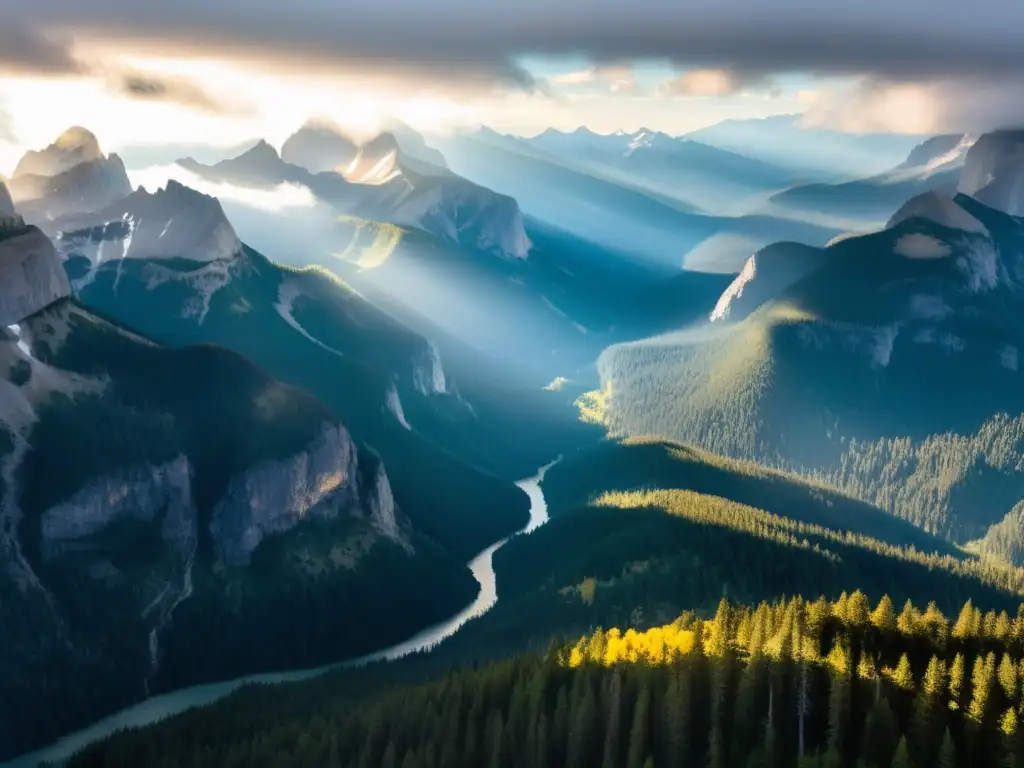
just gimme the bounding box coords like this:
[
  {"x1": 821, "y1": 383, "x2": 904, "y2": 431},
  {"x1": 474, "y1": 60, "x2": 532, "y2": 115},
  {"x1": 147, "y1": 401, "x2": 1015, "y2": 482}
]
[
  {"x1": 14, "y1": 126, "x2": 106, "y2": 179},
  {"x1": 887, "y1": 190, "x2": 989, "y2": 236},
  {"x1": 958, "y1": 129, "x2": 1024, "y2": 216},
  {"x1": 280, "y1": 122, "x2": 358, "y2": 173}
]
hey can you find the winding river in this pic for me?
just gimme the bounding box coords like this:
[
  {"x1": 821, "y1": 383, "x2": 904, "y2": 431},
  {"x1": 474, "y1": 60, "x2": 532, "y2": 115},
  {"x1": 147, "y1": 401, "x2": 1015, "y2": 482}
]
[{"x1": 5, "y1": 460, "x2": 558, "y2": 768}]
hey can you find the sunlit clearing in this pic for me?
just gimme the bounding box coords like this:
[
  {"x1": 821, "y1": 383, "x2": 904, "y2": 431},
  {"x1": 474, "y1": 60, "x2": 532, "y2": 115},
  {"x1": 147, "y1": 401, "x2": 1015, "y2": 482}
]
[
  {"x1": 544, "y1": 376, "x2": 569, "y2": 391},
  {"x1": 130, "y1": 165, "x2": 318, "y2": 212},
  {"x1": 575, "y1": 385, "x2": 611, "y2": 426},
  {"x1": 561, "y1": 622, "x2": 696, "y2": 668},
  {"x1": 331, "y1": 217, "x2": 404, "y2": 268}
]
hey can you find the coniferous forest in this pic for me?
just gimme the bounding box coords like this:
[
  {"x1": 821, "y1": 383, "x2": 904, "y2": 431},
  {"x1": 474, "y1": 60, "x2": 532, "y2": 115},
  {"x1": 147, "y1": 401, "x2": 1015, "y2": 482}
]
[{"x1": 72, "y1": 593, "x2": 1024, "y2": 768}]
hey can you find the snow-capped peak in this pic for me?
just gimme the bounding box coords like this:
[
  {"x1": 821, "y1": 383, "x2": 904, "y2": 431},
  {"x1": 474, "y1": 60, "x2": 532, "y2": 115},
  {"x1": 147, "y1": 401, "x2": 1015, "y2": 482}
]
[{"x1": 344, "y1": 133, "x2": 403, "y2": 185}]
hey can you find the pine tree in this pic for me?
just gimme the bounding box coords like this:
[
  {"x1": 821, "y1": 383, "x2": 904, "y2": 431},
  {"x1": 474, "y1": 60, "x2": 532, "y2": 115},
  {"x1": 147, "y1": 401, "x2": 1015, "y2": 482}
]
[
  {"x1": 860, "y1": 695, "x2": 900, "y2": 768},
  {"x1": 954, "y1": 600, "x2": 978, "y2": 640},
  {"x1": 602, "y1": 671, "x2": 624, "y2": 768},
  {"x1": 891, "y1": 736, "x2": 912, "y2": 768},
  {"x1": 826, "y1": 642, "x2": 852, "y2": 756},
  {"x1": 380, "y1": 741, "x2": 397, "y2": 768},
  {"x1": 627, "y1": 685, "x2": 652, "y2": 768},
  {"x1": 938, "y1": 729, "x2": 957, "y2": 768},
  {"x1": 663, "y1": 670, "x2": 690, "y2": 768},
  {"x1": 567, "y1": 680, "x2": 598, "y2": 768},
  {"x1": 329, "y1": 733, "x2": 343, "y2": 768},
  {"x1": 891, "y1": 654, "x2": 916, "y2": 692},
  {"x1": 898, "y1": 600, "x2": 919, "y2": 636},
  {"x1": 949, "y1": 653, "x2": 967, "y2": 712},
  {"x1": 870, "y1": 595, "x2": 897, "y2": 633},
  {"x1": 999, "y1": 654, "x2": 1019, "y2": 703}
]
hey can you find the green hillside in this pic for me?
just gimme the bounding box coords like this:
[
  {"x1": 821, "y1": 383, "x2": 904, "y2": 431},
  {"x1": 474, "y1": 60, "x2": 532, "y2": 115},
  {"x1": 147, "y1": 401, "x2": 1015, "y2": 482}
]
[
  {"x1": 72, "y1": 593, "x2": 1024, "y2": 768},
  {"x1": 0, "y1": 300, "x2": 475, "y2": 760},
  {"x1": 67, "y1": 248, "x2": 531, "y2": 560}
]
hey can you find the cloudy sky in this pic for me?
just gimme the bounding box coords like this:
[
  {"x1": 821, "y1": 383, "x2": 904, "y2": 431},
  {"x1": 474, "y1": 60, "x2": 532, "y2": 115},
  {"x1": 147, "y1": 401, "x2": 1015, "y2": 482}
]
[{"x1": 2, "y1": 0, "x2": 1024, "y2": 172}]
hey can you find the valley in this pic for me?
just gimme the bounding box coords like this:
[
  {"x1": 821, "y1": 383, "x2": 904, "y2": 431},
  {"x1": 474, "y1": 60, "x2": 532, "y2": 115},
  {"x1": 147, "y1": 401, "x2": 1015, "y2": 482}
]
[{"x1": 1, "y1": 68, "x2": 1024, "y2": 768}]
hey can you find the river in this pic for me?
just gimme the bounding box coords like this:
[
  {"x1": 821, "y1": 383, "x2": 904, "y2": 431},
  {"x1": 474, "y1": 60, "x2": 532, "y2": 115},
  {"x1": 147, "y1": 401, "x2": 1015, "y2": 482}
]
[{"x1": 4, "y1": 460, "x2": 557, "y2": 768}]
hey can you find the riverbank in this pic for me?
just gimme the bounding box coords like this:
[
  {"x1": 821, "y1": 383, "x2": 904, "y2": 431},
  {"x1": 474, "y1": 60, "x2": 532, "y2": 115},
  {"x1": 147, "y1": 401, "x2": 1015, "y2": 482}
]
[{"x1": 5, "y1": 460, "x2": 558, "y2": 768}]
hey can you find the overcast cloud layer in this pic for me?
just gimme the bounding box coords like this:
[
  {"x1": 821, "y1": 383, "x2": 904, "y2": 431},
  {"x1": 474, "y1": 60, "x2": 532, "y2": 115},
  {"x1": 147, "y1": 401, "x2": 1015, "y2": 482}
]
[{"x1": 5, "y1": 0, "x2": 1024, "y2": 132}]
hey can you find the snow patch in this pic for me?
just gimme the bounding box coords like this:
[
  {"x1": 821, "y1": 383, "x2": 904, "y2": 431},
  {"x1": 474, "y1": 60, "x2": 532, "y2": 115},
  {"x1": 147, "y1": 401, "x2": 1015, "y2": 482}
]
[
  {"x1": 956, "y1": 239, "x2": 999, "y2": 292},
  {"x1": 894, "y1": 233, "x2": 951, "y2": 260},
  {"x1": 143, "y1": 257, "x2": 234, "y2": 324},
  {"x1": 1001, "y1": 345, "x2": 1019, "y2": 371},
  {"x1": 909, "y1": 294, "x2": 952, "y2": 320},
  {"x1": 386, "y1": 383, "x2": 412, "y2": 430},
  {"x1": 872, "y1": 325, "x2": 898, "y2": 367},
  {"x1": 274, "y1": 280, "x2": 348, "y2": 358},
  {"x1": 710, "y1": 254, "x2": 756, "y2": 322}
]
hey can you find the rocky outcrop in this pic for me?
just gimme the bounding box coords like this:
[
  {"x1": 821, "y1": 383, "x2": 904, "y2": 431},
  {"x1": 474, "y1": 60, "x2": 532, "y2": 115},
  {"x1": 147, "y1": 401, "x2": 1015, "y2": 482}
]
[
  {"x1": 13, "y1": 127, "x2": 105, "y2": 179},
  {"x1": 210, "y1": 423, "x2": 362, "y2": 566},
  {"x1": 281, "y1": 122, "x2": 358, "y2": 174},
  {"x1": 413, "y1": 341, "x2": 448, "y2": 395},
  {"x1": 0, "y1": 227, "x2": 72, "y2": 325},
  {"x1": 344, "y1": 133, "x2": 402, "y2": 185},
  {"x1": 53, "y1": 180, "x2": 241, "y2": 263},
  {"x1": 0, "y1": 180, "x2": 14, "y2": 217},
  {"x1": 40, "y1": 456, "x2": 196, "y2": 561},
  {"x1": 958, "y1": 130, "x2": 1024, "y2": 215},
  {"x1": 710, "y1": 241, "x2": 828, "y2": 323},
  {"x1": 8, "y1": 155, "x2": 132, "y2": 221},
  {"x1": 887, "y1": 191, "x2": 989, "y2": 235}
]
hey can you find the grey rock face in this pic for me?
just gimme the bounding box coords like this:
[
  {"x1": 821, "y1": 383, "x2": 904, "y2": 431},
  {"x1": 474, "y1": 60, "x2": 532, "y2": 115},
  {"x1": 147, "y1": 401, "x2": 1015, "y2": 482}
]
[
  {"x1": 0, "y1": 227, "x2": 72, "y2": 325},
  {"x1": 959, "y1": 130, "x2": 1024, "y2": 215},
  {"x1": 210, "y1": 423, "x2": 361, "y2": 566},
  {"x1": 0, "y1": 181, "x2": 14, "y2": 217},
  {"x1": 53, "y1": 180, "x2": 241, "y2": 264},
  {"x1": 40, "y1": 456, "x2": 197, "y2": 561}
]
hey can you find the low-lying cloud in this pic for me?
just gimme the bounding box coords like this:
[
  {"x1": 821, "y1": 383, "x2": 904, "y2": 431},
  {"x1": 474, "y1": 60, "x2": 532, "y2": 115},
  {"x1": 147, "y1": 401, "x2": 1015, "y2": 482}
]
[{"x1": 130, "y1": 164, "x2": 318, "y2": 213}]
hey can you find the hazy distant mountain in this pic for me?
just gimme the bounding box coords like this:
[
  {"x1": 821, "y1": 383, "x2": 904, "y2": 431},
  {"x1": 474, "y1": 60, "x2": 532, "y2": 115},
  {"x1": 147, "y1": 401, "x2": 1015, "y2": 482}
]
[
  {"x1": 520, "y1": 126, "x2": 802, "y2": 213},
  {"x1": 958, "y1": 129, "x2": 1024, "y2": 215},
  {"x1": 685, "y1": 114, "x2": 927, "y2": 178},
  {"x1": 280, "y1": 121, "x2": 359, "y2": 173},
  {"x1": 7, "y1": 128, "x2": 132, "y2": 221},
  {"x1": 433, "y1": 127, "x2": 840, "y2": 271},
  {"x1": 179, "y1": 137, "x2": 530, "y2": 260},
  {"x1": 764, "y1": 134, "x2": 974, "y2": 226},
  {"x1": 595, "y1": 184, "x2": 1024, "y2": 559},
  {"x1": 12, "y1": 126, "x2": 105, "y2": 179}
]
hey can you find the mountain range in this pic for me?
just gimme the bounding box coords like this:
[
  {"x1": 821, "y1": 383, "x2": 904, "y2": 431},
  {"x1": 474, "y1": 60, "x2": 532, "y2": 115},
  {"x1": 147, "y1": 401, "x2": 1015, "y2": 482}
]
[
  {"x1": 593, "y1": 129, "x2": 1024, "y2": 563},
  {"x1": 8, "y1": 109, "x2": 1024, "y2": 768}
]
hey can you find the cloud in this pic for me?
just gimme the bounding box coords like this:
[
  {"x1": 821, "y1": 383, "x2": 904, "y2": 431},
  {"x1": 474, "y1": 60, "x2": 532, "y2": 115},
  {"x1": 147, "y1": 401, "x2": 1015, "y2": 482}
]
[
  {"x1": 8, "y1": 0, "x2": 1024, "y2": 134},
  {"x1": 658, "y1": 68, "x2": 778, "y2": 98},
  {"x1": 0, "y1": 110, "x2": 14, "y2": 143},
  {"x1": 800, "y1": 76, "x2": 1024, "y2": 134},
  {"x1": 0, "y1": 23, "x2": 83, "y2": 76},
  {"x1": 549, "y1": 65, "x2": 636, "y2": 94},
  {"x1": 112, "y1": 70, "x2": 248, "y2": 114},
  {"x1": 13, "y1": 0, "x2": 1024, "y2": 89}
]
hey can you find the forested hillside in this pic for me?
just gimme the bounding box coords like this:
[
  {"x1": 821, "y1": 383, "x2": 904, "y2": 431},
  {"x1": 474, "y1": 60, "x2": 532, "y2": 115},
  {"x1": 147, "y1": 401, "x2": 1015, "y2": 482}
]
[{"x1": 72, "y1": 594, "x2": 1024, "y2": 767}]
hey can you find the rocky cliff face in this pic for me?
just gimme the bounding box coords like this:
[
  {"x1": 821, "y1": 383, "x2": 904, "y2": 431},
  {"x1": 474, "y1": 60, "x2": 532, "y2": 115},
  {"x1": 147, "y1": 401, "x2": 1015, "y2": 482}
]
[
  {"x1": 710, "y1": 241, "x2": 828, "y2": 323},
  {"x1": 52, "y1": 180, "x2": 241, "y2": 264},
  {"x1": 958, "y1": 130, "x2": 1024, "y2": 215},
  {"x1": 39, "y1": 456, "x2": 197, "y2": 562},
  {"x1": 210, "y1": 423, "x2": 362, "y2": 566},
  {"x1": 0, "y1": 227, "x2": 72, "y2": 325},
  {"x1": 0, "y1": 180, "x2": 14, "y2": 217}
]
